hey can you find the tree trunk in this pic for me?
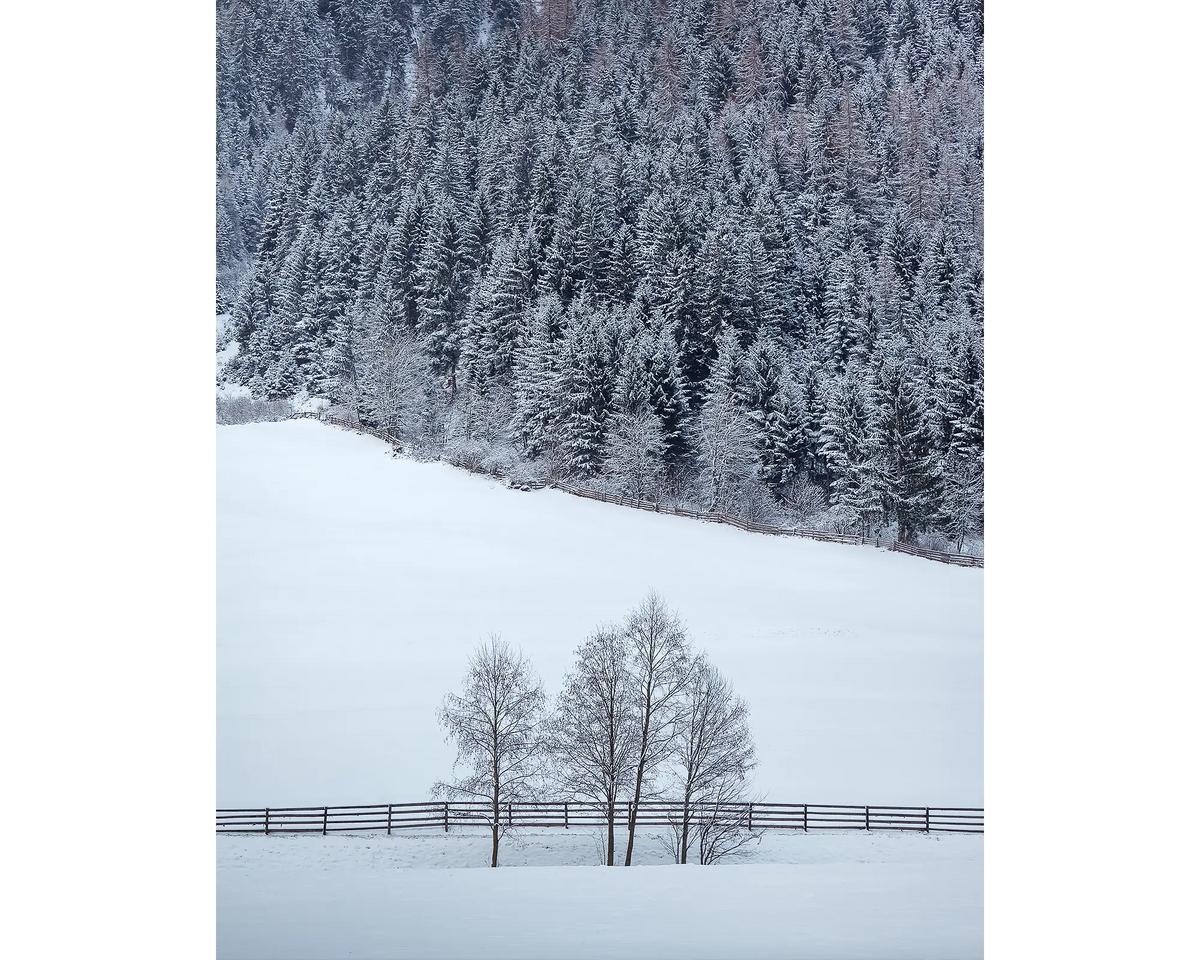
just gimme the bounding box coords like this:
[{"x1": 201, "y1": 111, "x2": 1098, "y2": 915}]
[
  {"x1": 624, "y1": 765, "x2": 645, "y2": 866},
  {"x1": 491, "y1": 751, "x2": 500, "y2": 868},
  {"x1": 680, "y1": 795, "x2": 691, "y2": 865},
  {"x1": 607, "y1": 797, "x2": 615, "y2": 866},
  {"x1": 626, "y1": 676, "x2": 654, "y2": 866}
]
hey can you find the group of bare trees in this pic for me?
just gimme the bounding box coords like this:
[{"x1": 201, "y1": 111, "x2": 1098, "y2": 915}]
[{"x1": 434, "y1": 592, "x2": 759, "y2": 867}]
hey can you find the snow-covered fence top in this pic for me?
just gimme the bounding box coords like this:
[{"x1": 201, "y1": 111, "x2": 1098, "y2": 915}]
[
  {"x1": 217, "y1": 801, "x2": 983, "y2": 836},
  {"x1": 291, "y1": 412, "x2": 983, "y2": 569}
]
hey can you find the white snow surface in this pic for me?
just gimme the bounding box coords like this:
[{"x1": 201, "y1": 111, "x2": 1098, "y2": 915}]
[
  {"x1": 218, "y1": 421, "x2": 982, "y2": 957},
  {"x1": 216, "y1": 417, "x2": 984, "y2": 811},
  {"x1": 217, "y1": 830, "x2": 982, "y2": 959}
]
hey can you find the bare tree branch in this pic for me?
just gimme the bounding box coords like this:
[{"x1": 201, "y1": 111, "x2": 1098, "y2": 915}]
[{"x1": 693, "y1": 776, "x2": 764, "y2": 865}]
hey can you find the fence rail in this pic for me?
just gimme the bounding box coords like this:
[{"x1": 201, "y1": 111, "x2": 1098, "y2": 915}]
[
  {"x1": 289, "y1": 411, "x2": 982, "y2": 568},
  {"x1": 217, "y1": 800, "x2": 983, "y2": 835}
]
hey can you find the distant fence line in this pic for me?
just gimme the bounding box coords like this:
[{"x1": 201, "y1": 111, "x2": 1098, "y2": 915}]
[
  {"x1": 291, "y1": 411, "x2": 983, "y2": 569},
  {"x1": 217, "y1": 800, "x2": 983, "y2": 836}
]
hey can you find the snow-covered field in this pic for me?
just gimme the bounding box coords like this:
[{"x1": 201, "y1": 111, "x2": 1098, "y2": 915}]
[
  {"x1": 217, "y1": 420, "x2": 983, "y2": 957},
  {"x1": 218, "y1": 830, "x2": 982, "y2": 959}
]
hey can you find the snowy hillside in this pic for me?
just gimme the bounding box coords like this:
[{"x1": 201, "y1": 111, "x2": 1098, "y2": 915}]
[{"x1": 218, "y1": 419, "x2": 982, "y2": 809}]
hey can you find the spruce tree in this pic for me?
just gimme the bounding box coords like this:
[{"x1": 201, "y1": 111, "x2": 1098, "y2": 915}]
[{"x1": 874, "y1": 354, "x2": 940, "y2": 542}]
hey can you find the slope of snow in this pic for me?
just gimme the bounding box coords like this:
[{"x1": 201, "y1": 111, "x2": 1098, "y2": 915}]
[
  {"x1": 217, "y1": 420, "x2": 982, "y2": 809},
  {"x1": 217, "y1": 831, "x2": 982, "y2": 959}
]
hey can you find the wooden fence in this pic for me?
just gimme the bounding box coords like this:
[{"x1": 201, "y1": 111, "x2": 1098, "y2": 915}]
[
  {"x1": 216, "y1": 800, "x2": 983, "y2": 835},
  {"x1": 289, "y1": 411, "x2": 983, "y2": 569}
]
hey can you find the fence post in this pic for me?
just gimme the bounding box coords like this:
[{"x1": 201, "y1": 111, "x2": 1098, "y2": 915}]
[
  {"x1": 387, "y1": 804, "x2": 393, "y2": 836},
  {"x1": 322, "y1": 807, "x2": 328, "y2": 836},
  {"x1": 508, "y1": 802, "x2": 513, "y2": 826},
  {"x1": 925, "y1": 807, "x2": 930, "y2": 833},
  {"x1": 264, "y1": 808, "x2": 270, "y2": 835},
  {"x1": 803, "y1": 804, "x2": 807, "y2": 832},
  {"x1": 748, "y1": 802, "x2": 753, "y2": 831},
  {"x1": 865, "y1": 806, "x2": 870, "y2": 831},
  {"x1": 444, "y1": 802, "x2": 449, "y2": 832},
  {"x1": 564, "y1": 802, "x2": 569, "y2": 829}
]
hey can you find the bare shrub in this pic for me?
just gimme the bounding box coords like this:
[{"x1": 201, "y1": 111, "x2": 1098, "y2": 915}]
[{"x1": 215, "y1": 396, "x2": 293, "y2": 425}]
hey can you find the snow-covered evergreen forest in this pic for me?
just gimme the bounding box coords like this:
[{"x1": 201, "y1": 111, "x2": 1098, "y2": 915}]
[{"x1": 216, "y1": 0, "x2": 983, "y2": 546}]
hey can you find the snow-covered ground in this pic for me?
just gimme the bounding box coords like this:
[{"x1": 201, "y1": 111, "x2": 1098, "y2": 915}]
[
  {"x1": 218, "y1": 830, "x2": 982, "y2": 959},
  {"x1": 218, "y1": 420, "x2": 983, "y2": 957}
]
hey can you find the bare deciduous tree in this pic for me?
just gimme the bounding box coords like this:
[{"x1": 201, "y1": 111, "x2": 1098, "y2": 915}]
[
  {"x1": 664, "y1": 653, "x2": 758, "y2": 864},
  {"x1": 623, "y1": 592, "x2": 693, "y2": 866},
  {"x1": 604, "y1": 408, "x2": 667, "y2": 502},
  {"x1": 434, "y1": 636, "x2": 545, "y2": 867},
  {"x1": 693, "y1": 386, "x2": 756, "y2": 513},
  {"x1": 355, "y1": 309, "x2": 443, "y2": 450},
  {"x1": 693, "y1": 773, "x2": 763, "y2": 865},
  {"x1": 545, "y1": 626, "x2": 638, "y2": 866}
]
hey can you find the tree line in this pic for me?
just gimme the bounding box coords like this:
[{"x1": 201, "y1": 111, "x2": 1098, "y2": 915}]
[
  {"x1": 435, "y1": 592, "x2": 758, "y2": 867},
  {"x1": 217, "y1": 0, "x2": 984, "y2": 548}
]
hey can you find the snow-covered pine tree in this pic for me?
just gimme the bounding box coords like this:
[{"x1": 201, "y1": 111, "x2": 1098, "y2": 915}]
[
  {"x1": 820, "y1": 373, "x2": 885, "y2": 537},
  {"x1": 873, "y1": 353, "x2": 940, "y2": 542},
  {"x1": 415, "y1": 200, "x2": 468, "y2": 394},
  {"x1": 557, "y1": 299, "x2": 615, "y2": 478}
]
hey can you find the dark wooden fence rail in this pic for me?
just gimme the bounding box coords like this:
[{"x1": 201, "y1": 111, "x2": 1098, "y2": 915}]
[
  {"x1": 217, "y1": 800, "x2": 983, "y2": 836},
  {"x1": 289, "y1": 411, "x2": 983, "y2": 569}
]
